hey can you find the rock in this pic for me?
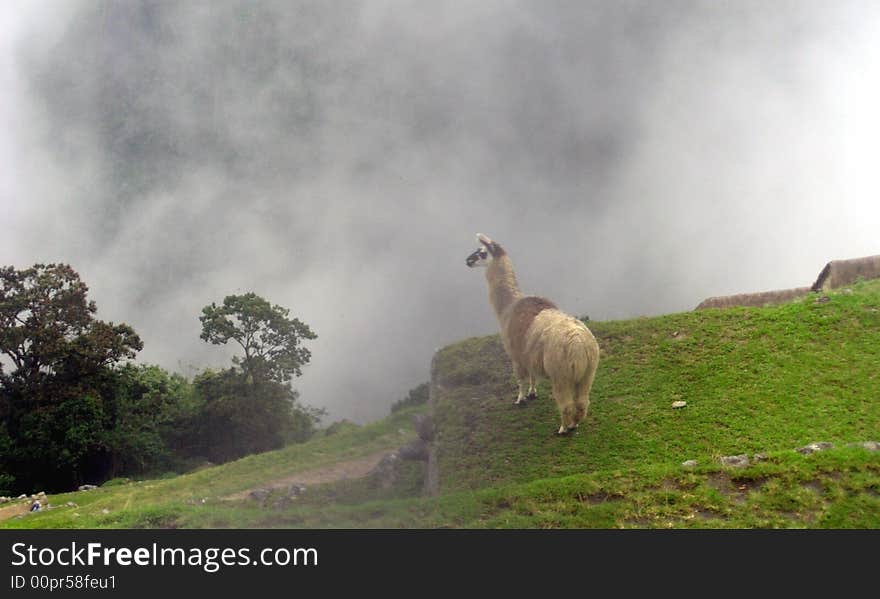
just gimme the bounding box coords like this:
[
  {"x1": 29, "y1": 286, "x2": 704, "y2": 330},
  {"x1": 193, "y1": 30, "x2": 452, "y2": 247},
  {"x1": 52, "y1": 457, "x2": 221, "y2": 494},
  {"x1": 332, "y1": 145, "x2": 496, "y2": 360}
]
[
  {"x1": 671, "y1": 401, "x2": 687, "y2": 409},
  {"x1": 796, "y1": 442, "x2": 834, "y2": 455},
  {"x1": 0, "y1": 497, "x2": 9, "y2": 504},
  {"x1": 398, "y1": 438, "x2": 429, "y2": 461},
  {"x1": 720, "y1": 454, "x2": 750, "y2": 468},
  {"x1": 248, "y1": 488, "x2": 271, "y2": 503},
  {"x1": 848, "y1": 441, "x2": 879, "y2": 451},
  {"x1": 681, "y1": 460, "x2": 698, "y2": 468},
  {"x1": 272, "y1": 496, "x2": 293, "y2": 510},
  {"x1": 78, "y1": 484, "x2": 97, "y2": 491},
  {"x1": 815, "y1": 296, "x2": 830, "y2": 304},
  {"x1": 17, "y1": 494, "x2": 27, "y2": 500},
  {"x1": 752, "y1": 453, "x2": 769, "y2": 462},
  {"x1": 414, "y1": 414, "x2": 435, "y2": 441},
  {"x1": 370, "y1": 452, "x2": 401, "y2": 490},
  {"x1": 286, "y1": 484, "x2": 307, "y2": 497},
  {"x1": 65, "y1": 502, "x2": 78, "y2": 508},
  {"x1": 101, "y1": 508, "x2": 110, "y2": 515}
]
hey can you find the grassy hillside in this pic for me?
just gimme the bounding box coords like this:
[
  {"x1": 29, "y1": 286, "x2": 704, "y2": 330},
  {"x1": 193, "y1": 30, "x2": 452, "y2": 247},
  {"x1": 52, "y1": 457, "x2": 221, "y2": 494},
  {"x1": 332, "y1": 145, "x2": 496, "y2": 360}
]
[
  {"x1": 3, "y1": 280, "x2": 878, "y2": 529},
  {"x1": 432, "y1": 279, "x2": 880, "y2": 491},
  {"x1": 0, "y1": 409, "x2": 422, "y2": 529}
]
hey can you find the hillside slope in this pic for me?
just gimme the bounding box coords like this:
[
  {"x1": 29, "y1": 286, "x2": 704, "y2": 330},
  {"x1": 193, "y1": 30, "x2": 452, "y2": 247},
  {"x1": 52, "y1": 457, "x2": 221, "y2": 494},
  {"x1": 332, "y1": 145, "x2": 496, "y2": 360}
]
[
  {"x1": 0, "y1": 409, "x2": 423, "y2": 528},
  {"x1": 432, "y1": 279, "x2": 880, "y2": 492},
  {"x1": 3, "y1": 280, "x2": 878, "y2": 529}
]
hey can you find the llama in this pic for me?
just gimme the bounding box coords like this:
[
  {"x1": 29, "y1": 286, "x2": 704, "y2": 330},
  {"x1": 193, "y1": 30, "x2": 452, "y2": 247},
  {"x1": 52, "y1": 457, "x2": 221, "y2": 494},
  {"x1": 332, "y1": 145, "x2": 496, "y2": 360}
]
[{"x1": 465, "y1": 233, "x2": 600, "y2": 435}]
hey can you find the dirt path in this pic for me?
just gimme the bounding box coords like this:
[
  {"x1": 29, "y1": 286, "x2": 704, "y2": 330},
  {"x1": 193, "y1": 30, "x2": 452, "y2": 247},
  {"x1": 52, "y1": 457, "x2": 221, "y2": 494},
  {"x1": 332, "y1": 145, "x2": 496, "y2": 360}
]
[
  {"x1": 223, "y1": 449, "x2": 390, "y2": 501},
  {"x1": 0, "y1": 502, "x2": 31, "y2": 522},
  {"x1": 1, "y1": 449, "x2": 395, "y2": 519}
]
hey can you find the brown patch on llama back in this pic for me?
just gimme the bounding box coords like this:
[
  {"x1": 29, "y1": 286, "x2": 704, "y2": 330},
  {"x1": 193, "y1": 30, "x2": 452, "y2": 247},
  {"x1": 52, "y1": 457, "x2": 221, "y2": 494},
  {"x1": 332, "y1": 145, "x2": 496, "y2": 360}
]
[{"x1": 503, "y1": 296, "x2": 558, "y2": 365}]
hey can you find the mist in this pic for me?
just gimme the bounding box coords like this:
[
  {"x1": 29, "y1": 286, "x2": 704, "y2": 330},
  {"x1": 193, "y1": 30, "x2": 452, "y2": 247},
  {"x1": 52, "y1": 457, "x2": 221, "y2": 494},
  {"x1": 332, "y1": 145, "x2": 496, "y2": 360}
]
[{"x1": 3, "y1": 1, "x2": 880, "y2": 422}]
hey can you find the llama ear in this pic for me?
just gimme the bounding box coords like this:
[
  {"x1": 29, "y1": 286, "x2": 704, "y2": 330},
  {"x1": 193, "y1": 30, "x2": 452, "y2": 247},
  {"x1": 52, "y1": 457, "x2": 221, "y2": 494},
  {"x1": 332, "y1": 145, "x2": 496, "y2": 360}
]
[{"x1": 477, "y1": 233, "x2": 493, "y2": 248}]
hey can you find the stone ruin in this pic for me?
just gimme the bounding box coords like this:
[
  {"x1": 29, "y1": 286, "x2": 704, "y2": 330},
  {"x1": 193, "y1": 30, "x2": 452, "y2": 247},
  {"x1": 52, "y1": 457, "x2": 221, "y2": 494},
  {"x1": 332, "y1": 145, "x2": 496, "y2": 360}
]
[{"x1": 695, "y1": 254, "x2": 880, "y2": 310}]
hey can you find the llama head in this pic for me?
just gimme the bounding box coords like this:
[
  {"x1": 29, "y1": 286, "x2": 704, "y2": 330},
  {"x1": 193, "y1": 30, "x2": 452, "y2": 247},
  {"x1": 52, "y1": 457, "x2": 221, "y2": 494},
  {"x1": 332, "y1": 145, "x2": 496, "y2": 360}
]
[{"x1": 465, "y1": 233, "x2": 502, "y2": 268}]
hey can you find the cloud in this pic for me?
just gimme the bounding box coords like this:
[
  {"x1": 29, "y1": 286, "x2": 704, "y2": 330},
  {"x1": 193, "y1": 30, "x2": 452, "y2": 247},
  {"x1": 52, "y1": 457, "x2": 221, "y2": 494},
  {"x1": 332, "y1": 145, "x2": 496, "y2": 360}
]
[{"x1": 5, "y1": 1, "x2": 880, "y2": 421}]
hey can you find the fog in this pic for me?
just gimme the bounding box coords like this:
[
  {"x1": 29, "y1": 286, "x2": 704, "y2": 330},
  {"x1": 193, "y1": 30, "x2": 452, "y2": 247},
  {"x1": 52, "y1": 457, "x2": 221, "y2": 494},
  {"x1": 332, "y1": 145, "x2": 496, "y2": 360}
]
[{"x1": 3, "y1": 1, "x2": 880, "y2": 422}]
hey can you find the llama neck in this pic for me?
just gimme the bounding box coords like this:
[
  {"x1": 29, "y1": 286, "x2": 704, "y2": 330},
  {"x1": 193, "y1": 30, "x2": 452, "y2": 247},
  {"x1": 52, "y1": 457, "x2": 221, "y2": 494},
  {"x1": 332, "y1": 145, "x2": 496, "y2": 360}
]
[{"x1": 486, "y1": 255, "x2": 522, "y2": 320}]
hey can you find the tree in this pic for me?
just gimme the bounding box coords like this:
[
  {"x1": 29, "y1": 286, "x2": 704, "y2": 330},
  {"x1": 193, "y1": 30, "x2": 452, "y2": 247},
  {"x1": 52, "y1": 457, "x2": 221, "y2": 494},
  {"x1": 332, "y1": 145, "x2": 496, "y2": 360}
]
[
  {"x1": 0, "y1": 264, "x2": 142, "y2": 393},
  {"x1": 199, "y1": 293, "x2": 316, "y2": 385},
  {"x1": 0, "y1": 424, "x2": 15, "y2": 495},
  {"x1": 100, "y1": 364, "x2": 195, "y2": 477},
  {"x1": 0, "y1": 263, "x2": 143, "y2": 492},
  {"x1": 196, "y1": 293, "x2": 322, "y2": 461}
]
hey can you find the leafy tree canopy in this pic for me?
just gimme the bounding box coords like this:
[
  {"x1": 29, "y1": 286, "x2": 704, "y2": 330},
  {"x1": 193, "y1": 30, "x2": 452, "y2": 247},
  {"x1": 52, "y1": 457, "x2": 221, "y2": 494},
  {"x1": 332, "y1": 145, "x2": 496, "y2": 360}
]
[
  {"x1": 0, "y1": 263, "x2": 142, "y2": 391},
  {"x1": 199, "y1": 293, "x2": 316, "y2": 384},
  {"x1": 0, "y1": 263, "x2": 144, "y2": 492}
]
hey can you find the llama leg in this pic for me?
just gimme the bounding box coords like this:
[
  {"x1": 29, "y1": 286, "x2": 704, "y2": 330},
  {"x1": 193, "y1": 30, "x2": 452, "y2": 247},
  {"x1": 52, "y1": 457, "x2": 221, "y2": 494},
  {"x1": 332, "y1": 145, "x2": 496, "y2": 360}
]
[
  {"x1": 553, "y1": 382, "x2": 577, "y2": 435},
  {"x1": 513, "y1": 362, "x2": 529, "y2": 405},
  {"x1": 571, "y1": 368, "x2": 597, "y2": 430},
  {"x1": 571, "y1": 397, "x2": 589, "y2": 430},
  {"x1": 563, "y1": 401, "x2": 579, "y2": 433},
  {"x1": 527, "y1": 375, "x2": 537, "y2": 401},
  {"x1": 514, "y1": 379, "x2": 527, "y2": 405}
]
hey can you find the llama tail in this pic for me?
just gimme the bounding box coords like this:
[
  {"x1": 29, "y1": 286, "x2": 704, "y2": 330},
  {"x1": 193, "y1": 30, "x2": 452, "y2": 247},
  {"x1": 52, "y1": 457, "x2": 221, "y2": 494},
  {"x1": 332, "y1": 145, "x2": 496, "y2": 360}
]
[
  {"x1": 561, "y1": 320, "x2": 600, "y2": 426},
  {"x1": 563, "y1": 319, "x2": 600, "y2": 383},
  {"x1": 530, "y1": 310, "x2": 600, "y2": 431},
  {"x1": 536, "y1": 312, "x2": 600, "y2": 383},
  {"x1": 544, "y1": 314, "x2": 599, "y2": 433}
]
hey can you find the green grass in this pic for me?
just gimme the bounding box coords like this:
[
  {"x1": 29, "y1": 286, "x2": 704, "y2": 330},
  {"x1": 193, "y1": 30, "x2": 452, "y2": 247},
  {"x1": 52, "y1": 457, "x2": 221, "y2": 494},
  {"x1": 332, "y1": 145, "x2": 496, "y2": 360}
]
[
  {"x1": 53, "y1": 444, "x2": 873, "y2": 529},
  {"x1": 0, "y1": 407, "x2": 422, "y2": 529},
  {"x1": 3, "y1": 280, "x2": 878, "y2": 529},
  {"x1": 433, "y1": 280, "x2": 880, "y2": 492}
]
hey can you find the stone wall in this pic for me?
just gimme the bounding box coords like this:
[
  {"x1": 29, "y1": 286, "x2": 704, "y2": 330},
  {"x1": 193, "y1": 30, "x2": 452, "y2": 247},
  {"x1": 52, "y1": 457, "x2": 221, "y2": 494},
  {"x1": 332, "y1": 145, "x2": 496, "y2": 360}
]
[
  {"x1": 696, "y1": 253, "x2": 880, "y2": 311},
  {"x1": 695, "y1": 287, "x2": 811, "y2": 310},
  {"x1": 811, "y1": 255, "x2": 880, "y2": 292}
]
